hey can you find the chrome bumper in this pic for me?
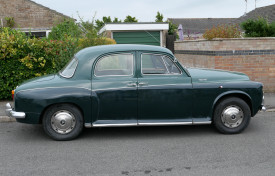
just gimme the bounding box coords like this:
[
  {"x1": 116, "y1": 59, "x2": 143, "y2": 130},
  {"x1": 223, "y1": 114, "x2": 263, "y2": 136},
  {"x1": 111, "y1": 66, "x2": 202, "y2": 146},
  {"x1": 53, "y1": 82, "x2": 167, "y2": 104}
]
[
  {"x1": 260, "y1": 106, "x2": 266, "y2": 112},
  {"x1": 5, "y1": 103, "x2": 26, "y2": 119},
  {"x1": 260, "y1": 95, "x2": 266, "y2": 112}
]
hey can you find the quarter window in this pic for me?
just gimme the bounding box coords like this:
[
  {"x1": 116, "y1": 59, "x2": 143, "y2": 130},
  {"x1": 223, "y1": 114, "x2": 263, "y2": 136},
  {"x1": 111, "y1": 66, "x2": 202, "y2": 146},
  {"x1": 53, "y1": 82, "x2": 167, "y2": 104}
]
[
  {"x1": 141, "y1": 54, "x2": 181, "y2": 75},
  {"x1": 59, "y1": 57, "x2": 78, "y2": 78},
  {"x1": 94, "y1": 54, "x2": 134, "y2": 76}
]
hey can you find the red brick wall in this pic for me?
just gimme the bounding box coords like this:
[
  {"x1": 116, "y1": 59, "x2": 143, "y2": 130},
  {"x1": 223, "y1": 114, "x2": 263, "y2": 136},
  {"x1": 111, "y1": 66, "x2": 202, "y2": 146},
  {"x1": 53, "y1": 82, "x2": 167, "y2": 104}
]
[
  {"x1": 0, "y1": 0, "x2": 71, "y2": 29},
  {"x1": 174, "y1": 38, "x2": 275, "y2": 92}
]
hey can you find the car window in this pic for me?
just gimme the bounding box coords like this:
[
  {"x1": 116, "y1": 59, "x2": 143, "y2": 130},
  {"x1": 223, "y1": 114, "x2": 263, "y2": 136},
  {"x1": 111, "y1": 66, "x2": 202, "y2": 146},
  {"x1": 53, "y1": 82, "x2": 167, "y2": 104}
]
[
  {"x1": 94, "y1": 54, "x2": 134, "y2": 76},
  {"x1": 59, "y1": 57, "x2": 78, "y2": 78},
  {"x1": 141, "y1": 54, "x2": 181, "y2": 75}
]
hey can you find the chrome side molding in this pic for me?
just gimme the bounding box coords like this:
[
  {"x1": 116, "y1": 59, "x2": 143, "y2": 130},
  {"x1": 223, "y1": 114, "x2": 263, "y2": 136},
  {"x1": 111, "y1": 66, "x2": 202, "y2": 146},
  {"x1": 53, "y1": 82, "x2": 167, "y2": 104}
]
[{"x1": 85, "y1": 120, "x2": 212, "y2": 128}]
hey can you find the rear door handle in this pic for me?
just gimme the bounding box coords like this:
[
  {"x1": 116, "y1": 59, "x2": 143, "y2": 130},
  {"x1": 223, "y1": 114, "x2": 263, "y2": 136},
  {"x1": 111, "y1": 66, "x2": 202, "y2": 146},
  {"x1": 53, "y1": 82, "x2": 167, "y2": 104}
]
[{"x1": 138, "y1": 82, "x2": 148, "y2": 86}]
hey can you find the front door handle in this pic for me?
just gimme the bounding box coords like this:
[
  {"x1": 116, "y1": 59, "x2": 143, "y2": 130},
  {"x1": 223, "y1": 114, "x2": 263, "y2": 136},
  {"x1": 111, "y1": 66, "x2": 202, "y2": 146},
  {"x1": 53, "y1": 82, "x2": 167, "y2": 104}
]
[{"x1": 127, "y1": 82, "x2": 137, "y2": 87}]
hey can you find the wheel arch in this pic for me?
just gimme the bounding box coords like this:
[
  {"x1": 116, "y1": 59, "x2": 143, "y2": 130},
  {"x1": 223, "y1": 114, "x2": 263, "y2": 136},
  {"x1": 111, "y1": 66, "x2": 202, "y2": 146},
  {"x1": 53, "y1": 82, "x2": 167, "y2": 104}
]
[
  {"x1": 212, "y1": 91, "x2": 252, "y2": 118},
  {"x1": 39, "y1": 102, "x2": 84, "y2": 124}
]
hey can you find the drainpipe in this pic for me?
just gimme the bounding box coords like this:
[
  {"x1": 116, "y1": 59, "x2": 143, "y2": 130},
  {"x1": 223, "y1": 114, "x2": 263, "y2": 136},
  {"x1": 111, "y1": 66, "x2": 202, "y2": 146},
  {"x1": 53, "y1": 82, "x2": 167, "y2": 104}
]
[{"x1": 1, "y1": 18, "x2": 3, "y2": 27}]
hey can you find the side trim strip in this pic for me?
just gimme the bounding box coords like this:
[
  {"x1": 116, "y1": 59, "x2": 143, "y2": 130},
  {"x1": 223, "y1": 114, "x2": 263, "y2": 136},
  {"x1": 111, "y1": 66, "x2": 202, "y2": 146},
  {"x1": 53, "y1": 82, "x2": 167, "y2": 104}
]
[
  {"x1": 193, "y1": 121, "x2": 212, "y2": 125},
  {"x1": 138, "y1": 122, "x2": 193, "y2": 126},
  {"x1": 85, "y1": 121, "x2": 212, "y2": 128},
  {"x1": 84, "y1": 123, "x2": 92, "y2": 128},
  {"x1": 92, "y1": 123, "x2": 137, "y2": 127}
]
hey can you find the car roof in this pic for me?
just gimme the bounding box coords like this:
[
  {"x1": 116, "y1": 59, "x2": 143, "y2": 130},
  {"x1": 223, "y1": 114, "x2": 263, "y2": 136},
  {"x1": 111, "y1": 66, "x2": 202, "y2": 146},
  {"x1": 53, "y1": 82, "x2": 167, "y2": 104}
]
[{"x1": 75, "y1": 44, "x2": 173, "y2": 61}]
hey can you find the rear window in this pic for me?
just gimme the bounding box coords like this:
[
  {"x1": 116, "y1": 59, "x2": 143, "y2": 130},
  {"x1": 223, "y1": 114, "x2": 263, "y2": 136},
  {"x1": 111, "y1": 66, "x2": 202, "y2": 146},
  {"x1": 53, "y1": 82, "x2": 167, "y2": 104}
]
[{"x1": 59, "y1": 57, "x2": 78, "y2": 78}]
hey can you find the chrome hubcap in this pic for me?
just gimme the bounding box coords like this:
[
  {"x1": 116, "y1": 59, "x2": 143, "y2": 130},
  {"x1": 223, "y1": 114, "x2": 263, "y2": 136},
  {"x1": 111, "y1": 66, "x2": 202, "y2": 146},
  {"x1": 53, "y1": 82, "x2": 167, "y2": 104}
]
[
  {"x1": 51, "y1": 110, "x2": 76, "y2": 134},
  {"x1": 221, "y1": 105, "x2": 244, "y2": 128}
]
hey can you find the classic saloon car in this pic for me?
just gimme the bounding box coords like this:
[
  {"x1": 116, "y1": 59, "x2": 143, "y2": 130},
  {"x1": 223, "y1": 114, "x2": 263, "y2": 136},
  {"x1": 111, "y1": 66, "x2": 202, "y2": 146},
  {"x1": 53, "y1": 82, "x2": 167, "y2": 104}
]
[{"x1": 6, "y1": 44, "x2": 265, "y2": 140}]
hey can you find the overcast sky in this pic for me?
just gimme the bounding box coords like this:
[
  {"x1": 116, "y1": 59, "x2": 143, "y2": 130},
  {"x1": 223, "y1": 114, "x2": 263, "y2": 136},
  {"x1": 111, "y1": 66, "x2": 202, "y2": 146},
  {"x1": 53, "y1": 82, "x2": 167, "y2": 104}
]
[{"x1": 32, "y1": 0, "x2": 275, "y2": 22}]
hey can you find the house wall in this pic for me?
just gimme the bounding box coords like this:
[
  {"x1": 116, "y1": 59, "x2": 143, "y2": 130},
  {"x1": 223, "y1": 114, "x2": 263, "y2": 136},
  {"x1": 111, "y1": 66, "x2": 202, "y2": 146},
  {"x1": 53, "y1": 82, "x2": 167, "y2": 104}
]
[
  {"x1": 174, "y1": 38, "x2": 275, "y2": 92},
  {"x1": 0, "y1": 0, "x2": 70, "y2": 29}
]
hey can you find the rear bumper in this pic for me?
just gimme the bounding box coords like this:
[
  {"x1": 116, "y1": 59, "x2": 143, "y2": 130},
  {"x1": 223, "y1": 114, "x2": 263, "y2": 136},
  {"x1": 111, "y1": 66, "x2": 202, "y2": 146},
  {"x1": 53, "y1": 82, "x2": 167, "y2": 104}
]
[
  {"x1": 260, "y1": 95, "x2": 266, "y2": 112},
  {"x1": 5, "y1": 103, "x2": 26, "y2": 119},
  {"x1": 260, "y1": 105, "x2": 266, "y2": 111}
]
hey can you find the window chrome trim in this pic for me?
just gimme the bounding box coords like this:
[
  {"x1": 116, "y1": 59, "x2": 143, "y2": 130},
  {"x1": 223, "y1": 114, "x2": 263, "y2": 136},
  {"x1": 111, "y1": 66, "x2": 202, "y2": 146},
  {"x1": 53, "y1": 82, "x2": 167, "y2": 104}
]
[
  {"x1": 141, "y1": 53, "x2": 182, "y2": 76},
  {"x1": 94, "y1": 53, "x2": 134, "y2": 77},
  {"x1": 59, "y1": 57, "x2": 78, "y2": 79}
]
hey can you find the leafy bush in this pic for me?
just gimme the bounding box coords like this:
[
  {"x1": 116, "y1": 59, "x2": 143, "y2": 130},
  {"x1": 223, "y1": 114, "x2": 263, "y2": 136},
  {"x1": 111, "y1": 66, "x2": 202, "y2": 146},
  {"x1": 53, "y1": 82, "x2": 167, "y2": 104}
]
[
  {"x1": 0, "y1": 26, "x2": 116, "y2": 100},
  {"x1": 203, "y1": 24, "x2": 241, "y2": 40},
  {"x1": 5, "y1": 17, "x2": 15, "y2": 28},
  {"x1": 0, "y1": 28, "x2": 78, "y2": 99},
  {"x1": 48, "y1": 19, "x2": 83, "y2": 40},
  {"x1": 241, "y1": 17, "x2": 275, "y2": 37},
  {"x1": 78, "y1": 37, "x2": 116, "y2": 49}
]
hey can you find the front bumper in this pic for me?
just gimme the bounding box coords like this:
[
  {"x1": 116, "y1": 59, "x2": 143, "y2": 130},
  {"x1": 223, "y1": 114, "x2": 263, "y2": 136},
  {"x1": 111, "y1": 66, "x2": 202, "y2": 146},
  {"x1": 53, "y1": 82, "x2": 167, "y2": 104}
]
[{"x1": 5, "y1": 103, "x2": 26, "y2": 119}]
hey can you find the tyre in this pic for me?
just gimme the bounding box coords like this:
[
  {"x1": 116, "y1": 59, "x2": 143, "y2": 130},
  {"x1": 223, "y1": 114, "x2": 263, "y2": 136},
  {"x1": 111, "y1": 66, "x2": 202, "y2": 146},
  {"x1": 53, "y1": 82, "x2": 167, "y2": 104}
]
[
  {"x1": 42, "y1": 104, "x2": 83, "y2": 141},
  {"x1": 213, "y1": 97, "x2": 251, "y2": 134}
]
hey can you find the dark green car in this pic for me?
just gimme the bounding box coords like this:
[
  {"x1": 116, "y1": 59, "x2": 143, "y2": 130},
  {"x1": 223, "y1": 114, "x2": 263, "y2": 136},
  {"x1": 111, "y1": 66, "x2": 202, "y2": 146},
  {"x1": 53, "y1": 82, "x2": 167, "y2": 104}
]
[{"x1": 6, "y1": 44, "x2": 265, "y2": 140}]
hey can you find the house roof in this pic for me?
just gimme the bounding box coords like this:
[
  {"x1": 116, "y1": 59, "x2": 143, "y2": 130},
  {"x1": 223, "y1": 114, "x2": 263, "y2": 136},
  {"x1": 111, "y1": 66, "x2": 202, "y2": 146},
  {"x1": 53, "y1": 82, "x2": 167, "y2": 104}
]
[
  {"x1": 168, "y1": 18, "x2": 236, "y2": 34},
  {"x1": 234, "y1": 4, "x2": 275, "y2": 24},
  {"x1": 27, "y1": 0, "x2": 74, "y2": 20}
]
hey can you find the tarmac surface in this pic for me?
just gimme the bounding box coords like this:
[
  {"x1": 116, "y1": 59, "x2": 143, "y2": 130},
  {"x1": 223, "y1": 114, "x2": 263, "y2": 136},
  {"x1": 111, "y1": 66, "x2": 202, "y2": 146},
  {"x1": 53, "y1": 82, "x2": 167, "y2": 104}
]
[{"x1": 0, "y1": 111, "x2": 274, "y2": 175}]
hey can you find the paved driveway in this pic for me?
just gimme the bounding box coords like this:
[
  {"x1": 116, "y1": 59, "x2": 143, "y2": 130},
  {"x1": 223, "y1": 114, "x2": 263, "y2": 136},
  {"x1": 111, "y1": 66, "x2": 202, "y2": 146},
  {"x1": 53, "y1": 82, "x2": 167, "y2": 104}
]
[{"x1": 0, "y1": 112, "x2": 274, "y2": 176}]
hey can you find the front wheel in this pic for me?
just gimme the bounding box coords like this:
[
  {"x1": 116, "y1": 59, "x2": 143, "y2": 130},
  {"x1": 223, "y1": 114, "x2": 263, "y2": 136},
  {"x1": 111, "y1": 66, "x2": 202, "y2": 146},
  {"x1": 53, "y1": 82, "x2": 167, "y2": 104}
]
[
  {"x1": 213, "y1": 97, "x2": 251, "y2": 134},
  {"x1": 42, "y1": 104, "x2": 83, "y2": 140}
]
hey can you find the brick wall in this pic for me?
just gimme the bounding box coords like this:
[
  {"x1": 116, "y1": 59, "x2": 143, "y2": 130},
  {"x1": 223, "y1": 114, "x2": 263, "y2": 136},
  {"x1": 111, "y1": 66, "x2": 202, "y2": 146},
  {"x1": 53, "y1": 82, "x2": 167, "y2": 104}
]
[
  {"x1": 0, "y1": 0, "x2": 71, "y2": 29},
  {"x1": 174, "y1": 38, "x2": 275, "y2": 92}
]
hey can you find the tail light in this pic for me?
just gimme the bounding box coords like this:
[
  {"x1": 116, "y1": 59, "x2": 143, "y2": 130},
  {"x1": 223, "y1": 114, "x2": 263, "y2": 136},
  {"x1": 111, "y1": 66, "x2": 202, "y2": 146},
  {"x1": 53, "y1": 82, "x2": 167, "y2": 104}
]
[{"x1": 12, "y1": 90, "x2": 14, "y2": 100}]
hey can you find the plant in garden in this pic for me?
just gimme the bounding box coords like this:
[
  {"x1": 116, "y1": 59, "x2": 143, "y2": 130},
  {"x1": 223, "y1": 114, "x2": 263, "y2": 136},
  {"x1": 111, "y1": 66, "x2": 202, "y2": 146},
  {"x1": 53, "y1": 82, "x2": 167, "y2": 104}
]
[
  {"x1": 203, "y1": 24, "x2": 241, "y2": 40},
  {"x1": 48, "y1": 18, "x2": 83, "y2": 40},
  {"x1": 5, "y1": 17, "x2": 15, "y2": 28},
  {"x1": 0, "y1": 23, "x2": 115, "y2": 99},
  {"x1": 241, "y1": 17, "x2": 275, "y2": 37}
]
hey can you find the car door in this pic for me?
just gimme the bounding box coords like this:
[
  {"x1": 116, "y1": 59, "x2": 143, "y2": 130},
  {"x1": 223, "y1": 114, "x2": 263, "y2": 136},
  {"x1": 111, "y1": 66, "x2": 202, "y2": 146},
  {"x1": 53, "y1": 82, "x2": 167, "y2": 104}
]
[
  {"x1": 137, "y1": 52, "x2": 193, "y2": 125},
  {"x1": 91, "y1": 52, "x2": 138, "y2": 126}
]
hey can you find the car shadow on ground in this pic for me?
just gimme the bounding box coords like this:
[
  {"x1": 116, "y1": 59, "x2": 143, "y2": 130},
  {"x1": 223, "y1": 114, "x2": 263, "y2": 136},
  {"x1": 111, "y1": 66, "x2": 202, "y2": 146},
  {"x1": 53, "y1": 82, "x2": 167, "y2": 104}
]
[
  {"x1": 5, "y1": 117, "x2": 263, "y2": 141},
  {"x1": 6, "y1": 123, "x2": 217, "y2": 141},
  {"x1": 80, "y1": 125, "x2": 217, "y2": 140}
]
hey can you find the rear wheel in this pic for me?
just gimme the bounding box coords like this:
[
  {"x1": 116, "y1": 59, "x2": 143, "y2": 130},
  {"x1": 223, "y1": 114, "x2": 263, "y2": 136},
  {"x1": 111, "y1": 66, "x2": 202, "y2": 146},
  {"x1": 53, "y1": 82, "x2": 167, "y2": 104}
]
[
  {"x1": 42, "y1": 104, "x2": 83, "y2": 140},
  {"x1": 213, "y1": 97, "x2": 251, "y2": 134}
]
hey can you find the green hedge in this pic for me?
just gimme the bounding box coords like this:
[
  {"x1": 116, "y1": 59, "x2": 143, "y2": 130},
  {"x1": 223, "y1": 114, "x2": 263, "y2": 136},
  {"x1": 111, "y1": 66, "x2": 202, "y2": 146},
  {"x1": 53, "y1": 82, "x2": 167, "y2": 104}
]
[
  {"x1": 241, "y1": 17, "x2": 275, "y2": 37},
  {"x1": 0, "y1": 27, "x2": 115, "y2": 100}
]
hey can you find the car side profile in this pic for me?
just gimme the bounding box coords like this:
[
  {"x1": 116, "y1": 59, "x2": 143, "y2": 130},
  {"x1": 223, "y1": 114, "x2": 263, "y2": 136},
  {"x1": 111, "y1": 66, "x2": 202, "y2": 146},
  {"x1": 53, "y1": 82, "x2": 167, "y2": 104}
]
[{"x1": 6, "y1": 44, "x2": 265, "y2": 140}]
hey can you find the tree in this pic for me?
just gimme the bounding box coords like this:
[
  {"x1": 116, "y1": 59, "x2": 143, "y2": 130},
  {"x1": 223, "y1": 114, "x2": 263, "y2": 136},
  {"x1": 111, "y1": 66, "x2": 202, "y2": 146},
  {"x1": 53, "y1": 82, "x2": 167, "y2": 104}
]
[
  {"x1": 124, "y1": 15, "x2": 138, "y2": 22},
  {"x1": 241, "y1": 17, "x2": 275, "y2": 37},
  {"x1": 95, "y1": 16, "x2": 121, "y2": 30},
  {"x1": 48, "y1": 18, "x2": 82, "y2": 40},
  {"x1": 113, "y1": 17, "x2": 122, "y2": 23},
  {"x1": 155, "y1": 11, "x2": 164, "y2": 22}
]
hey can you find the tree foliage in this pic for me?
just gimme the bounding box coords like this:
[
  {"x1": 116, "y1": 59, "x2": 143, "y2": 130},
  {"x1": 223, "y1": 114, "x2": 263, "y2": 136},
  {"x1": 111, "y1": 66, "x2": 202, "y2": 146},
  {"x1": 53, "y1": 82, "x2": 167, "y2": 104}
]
[
  {"x1": 95, "y1": 16, "x2": 122, "y2": 30},
  {"x1": 124, "y1": 15, "x2": 138, "y2": 22},
  {"x1": 241, "y1": 17, "x2": 275, "y2": 37},
  {"x1": 48, "y1": 19, "x2": 82, "y2": 40},
  {"x1": 155, "y1": 12, "x2": 164, "y2": 22}
]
